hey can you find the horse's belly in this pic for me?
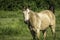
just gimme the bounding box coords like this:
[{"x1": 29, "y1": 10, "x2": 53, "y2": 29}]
[{"x1": 40, "y1": 16, "x2": 50, "y2": 30}]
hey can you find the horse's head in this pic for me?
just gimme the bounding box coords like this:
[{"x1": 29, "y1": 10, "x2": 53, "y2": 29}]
[{"x1": 23, "y1": 8, "x2": 30, "y2": 24}]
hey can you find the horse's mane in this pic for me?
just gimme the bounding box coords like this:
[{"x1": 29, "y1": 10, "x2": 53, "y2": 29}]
[{"x1": 28, "y1": 10, "x2": 35, "y2": 16}]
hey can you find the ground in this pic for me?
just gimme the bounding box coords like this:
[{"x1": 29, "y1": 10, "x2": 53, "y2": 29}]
[{"x1": 0, "y1": 10, "x2": 60, "y2": 40}]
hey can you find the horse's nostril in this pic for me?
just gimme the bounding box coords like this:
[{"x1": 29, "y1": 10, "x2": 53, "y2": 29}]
[
  {"x1": 24, "y1": 20, "x2": 29, "y2": 24},
  {"x1": 24, "y1": 21, "x2": 27, "y2": 24},
  {"x1": 24, "y1": 21, "x2": 25, "y2": 22}
]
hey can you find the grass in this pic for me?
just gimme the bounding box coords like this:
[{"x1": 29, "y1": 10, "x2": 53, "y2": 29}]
[{"x1": 0, "y1": 10, "x2": 60, "y2": 40}]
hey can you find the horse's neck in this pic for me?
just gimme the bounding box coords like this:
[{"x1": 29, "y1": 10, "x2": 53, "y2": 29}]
[
  {"x1": 29, "y1": 11, "x2": 35, "y2": 16},
  {"x1": 29, "y1": 11, "x2": 39, "y2": 23}
]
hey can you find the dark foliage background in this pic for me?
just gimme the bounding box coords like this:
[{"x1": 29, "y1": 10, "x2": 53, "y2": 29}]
[{"x1": 0, "y1": 0, "x2": 60, "y2": 11}]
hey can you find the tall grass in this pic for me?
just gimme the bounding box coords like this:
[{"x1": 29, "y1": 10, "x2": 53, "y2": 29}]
[{"x1": 0, "y1": 10, "x2": 60, "y2": 40}]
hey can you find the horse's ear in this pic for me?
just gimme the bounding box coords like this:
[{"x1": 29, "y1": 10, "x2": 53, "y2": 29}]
[
  {"x1": 22, "y1": 5, "x2": 30, "y2": 11},
  {"x1": 28, "y1": 6, "x2": 31, "y2": 10},
  {"x1": 24, "y1": 6, "x2": 30, "y2": 10},
  {"x1": 22, "y1": 6, "x2": 28, "y2": 11}
]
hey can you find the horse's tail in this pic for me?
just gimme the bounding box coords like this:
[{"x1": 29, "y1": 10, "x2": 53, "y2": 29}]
[{"x1": 49, "y1": 5, "x2": 55, "y2": 13}]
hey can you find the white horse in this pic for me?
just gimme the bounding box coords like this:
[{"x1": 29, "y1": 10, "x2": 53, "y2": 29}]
[{"x1": 23, "y1": 8, "x2": 56, "y2": 40}]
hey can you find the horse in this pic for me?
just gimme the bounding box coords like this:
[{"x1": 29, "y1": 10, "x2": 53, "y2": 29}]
[{"x1": 23, "y1": 8, "x2": 56, "y2": 40}]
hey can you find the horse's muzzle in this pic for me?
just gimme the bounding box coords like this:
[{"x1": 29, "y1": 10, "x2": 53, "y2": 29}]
[{"x1": 24, "y1": 20, "x2": 29, "y2": 24}]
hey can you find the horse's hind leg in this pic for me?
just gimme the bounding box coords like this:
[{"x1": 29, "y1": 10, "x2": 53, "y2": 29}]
[
  {"x1": 42, "y1": 30, "x2": 47, "y2": 40},
  {"x1": 49, "y1": 24, "x2": 56, "y2": 40}
]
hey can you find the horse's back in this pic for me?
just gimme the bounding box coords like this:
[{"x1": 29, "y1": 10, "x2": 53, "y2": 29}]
[{"x1": 40, "y1": 10, "x2": 55, "y2": 20}]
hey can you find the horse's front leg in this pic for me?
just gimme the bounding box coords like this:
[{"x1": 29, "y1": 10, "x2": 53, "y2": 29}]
[
  {"x1": 32, "y1": 28, "x2": 40, "y2": 40},
  {"x1": 35, "y1": 29, "x2": 40, "y2": 40},
  {"x1": 28, "y1": 26, "x2": 36, "y2": 40},
  {"x1": 30, "y1": 28, "x2": 40, "y2": 40},
  {"x1": 30, "y1": 29, "x2": 36, "y2": 40}
]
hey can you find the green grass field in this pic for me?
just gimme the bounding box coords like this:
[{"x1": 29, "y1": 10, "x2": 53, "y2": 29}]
[{"x1": 0, "y1": 10, "x2": 60, "y2": 40}]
